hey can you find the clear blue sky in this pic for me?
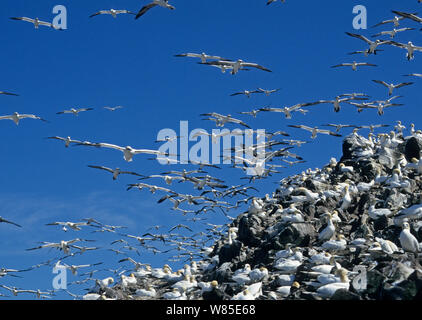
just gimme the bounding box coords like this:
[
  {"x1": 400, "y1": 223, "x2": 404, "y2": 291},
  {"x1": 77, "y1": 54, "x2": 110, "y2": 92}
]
[{"x1": 1, "y1": 0, "x2": 421, "y2": 299}]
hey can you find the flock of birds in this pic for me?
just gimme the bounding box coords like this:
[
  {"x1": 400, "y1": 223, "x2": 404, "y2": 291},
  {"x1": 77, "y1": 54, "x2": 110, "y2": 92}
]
[{"x1": 1, "y1": 1, "x2": 422, "y2": 300}]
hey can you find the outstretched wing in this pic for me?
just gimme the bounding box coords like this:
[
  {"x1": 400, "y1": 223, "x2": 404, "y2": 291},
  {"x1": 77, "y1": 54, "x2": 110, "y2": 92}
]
[
  {"x1": 135, "y1": 3, "x2": 157, "y2": 19},
  {"x1": 345, "y1": 32, "x2": 371, "y2": 44}
]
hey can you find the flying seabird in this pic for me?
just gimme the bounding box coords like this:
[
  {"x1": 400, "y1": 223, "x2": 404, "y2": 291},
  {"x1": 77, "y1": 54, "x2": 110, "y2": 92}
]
[
  {"x1": 267, "y1": 0, "x2": 286, "y2": 5},
  {"x1": 200, "y1": 112, "x2": 251, "y2": 128},
  {"x1": 357, "y1": 124, "x2": 390, "y2": 132},
  {"x1": 45, "y1": 221, "x2": 89, "y2": 232},
  {"x1": 10, "y1": 17, "x2": 62, "y2": 29},
  {"x1": 46, "y1": 136, "x2": 83, "y2": 148},
  {"x1": 201, "y1": 59, "x2": 271, "y2": 75},
  {"x1": 391, "y1": 11, "x2": 422, "y2": 29},
  {"x1": 87, "y1": 165, "x2": 144, "y2": 180},
  {"x1": 259, "y1": 102, "x2": 320, "y2": 119},
  {"x1": 169, "y1": 224, "x2": 193, "y2": 232},
  {"x1": 388, "y1": 40, "x2": 422, "y2": 60},
  {"x1": 345, "y1": 32, "x2": 391, "y2": 54},
  {"x1": 404, "y1": 73, "x2": 422, "y2": 78},
  {"x1": 287, "y1": 125, "x2": 342, "y2": 139},
  {"x1": 27, "y1": 239, "x2": 94, "y2": 255},
  {"x1": 316, "y1": 94, "x2": 368, "y2": 112},
  {"x1": 372, "y1": 80, "x2": 413, "y2": 96},
  {"x1": 79, "y1": 142, "x2": 167, "y2": 162},
  {"x1": 371, "y1": 14, "x2": 406, "y2": 28},
  {"x1": 104, "y1": 106, "x2": 124, "y2": 111},
  {"x1": 135, "y1": 0, "x2": 175, "y2": 19},
  {"x1": 321, "y1": 124, "x2": 359, "y2": 132},
  {"x1": 360, "y1": 96, "x2": 404, "y2": 115},
  {"x1": 174, "y1": 52, "x2": 231, "y2": 63},
  {"x1": 90, "y1": 9, "x2": 135, "y2": 18},
  {"x1": 0, "y1": 112, "x2": 47, "y2": 125},
  {"x1": 56, "y1": 108, "x2": 94, "y2": 116},
  {"x1": 257, "y1": 88, "x2": 280, "y2": 96},
  {"x1": 348, "y1": 49, "x2": 383, "y2": 56},
  {"x1": 238, "y1": 109, "x2": 264, "y2": 118},
  {"x1": 347, "y1": 101, "x2": 377, "y2": 113},
  {"x1": 0, "y1": 91, "x2": 19, "y2": 96},
  {"x1": 331, "y1": 61, "x2": 377, "y2": 71},
  {"x1": 0, "y1": 217, "x2": 22, "y2": 228},
  {"x1": 230, "y1": 89, "x2": 262, "y2": 98},
  {"x1": 371, "y1": 27, "x2": 414, "y2": 39}
]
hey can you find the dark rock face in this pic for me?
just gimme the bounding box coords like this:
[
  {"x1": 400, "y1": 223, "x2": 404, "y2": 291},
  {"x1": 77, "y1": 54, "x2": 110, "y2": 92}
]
[
  {"x1": 366, "y1": 270, "x2": 387, "y2": 299},
  {"x1": 238, "y1": 215, "x2": 263, "y2": 247},
  {"x1": 340, "y1": 138, "x2": 355, "y2": 162},
  {"x1": 278, "y1": 223, "x2": 315, "y2": 247},
  {"x1": 331, "y1": 289, "x2": 361, "y2": 300},
  {"x1": 382, "y1": 271, "x2": 422, "y2": 300},
  {"x1": 404, "y1": 137, "x2": 422, "y2": 162},
  {"x1": 218, "y1": 240, "x2": 242, "y2": 265}
]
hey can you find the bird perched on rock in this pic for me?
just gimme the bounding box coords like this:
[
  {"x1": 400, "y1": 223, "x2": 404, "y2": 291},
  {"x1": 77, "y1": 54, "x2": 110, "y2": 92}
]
[
  {"x1": 399, "y1": 221, "x2": 420, "y2": 253},
  {"x1": 318, "y1": 213, "x2": 336, "y2": 242}
]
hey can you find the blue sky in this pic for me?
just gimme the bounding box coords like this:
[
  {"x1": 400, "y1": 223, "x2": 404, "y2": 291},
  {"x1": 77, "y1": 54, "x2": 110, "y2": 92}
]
[{"x1": 1, "y1": 0, "x2": 422, "y2": 299}]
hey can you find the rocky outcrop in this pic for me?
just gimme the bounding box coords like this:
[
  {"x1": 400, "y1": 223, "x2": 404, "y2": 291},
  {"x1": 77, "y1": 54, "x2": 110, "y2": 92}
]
[{"x1": 86, "y1": 131, "x2": 422, "y2": 300}]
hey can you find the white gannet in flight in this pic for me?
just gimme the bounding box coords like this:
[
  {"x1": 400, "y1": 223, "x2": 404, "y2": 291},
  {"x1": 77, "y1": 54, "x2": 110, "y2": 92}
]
[
  {"x1": 392, "y1": 11, "x2": 422, "y2": 29},
  {"x1": 45, "y1": 221, "x2": 89, "y2": 232},
  {"x1": 259, "y1": 102, "x2": 320, "y2": 119},
  {"x1": 357, "y1": 124, "x2": 390, "y2": 132},
  {"x1": 87, "y1": 165, "x2": 144, "y2": 180},
  {"x1": 371, "y1": 14, "x2": 406, "y2": 28},
  {"x1": 331, "y1": 61, "x2": 377, "y2": 71},
  {"x1": 0, "y1": 216, "x2": 22, "y2": 228},
  {"x1": 202, "y1": 59, "x2": 271, "y2": 75},
  {"x1": 267, "y1": 0, "x2": 286, "y2": 5},
  {"x1": 366, "y1": 96, "x2": 403, "y2": 116},
  {"x1": 135, "y1": 0, "x2": 175, "y2": 19},
  {"x1": 191, "y1": 129, "x2": 238, "y2": 144},
  {"x1": 0, "y1": 112, "x2": 47, "y2": 125},
  {"x1": 90, "y1": 9, "x2": 135, "y2": 18},
  {"x1": 104, "y1": 106, "x2": 124, "y2": 111},
  {"x1": 0, "y1": 91, "x2": 19, "y2": 96},
  {"x1": 47, "y1": 136, "x2": 83, "y2": 148},
  {"x1": 230, "y1": 89, "x2": 262, "y2": 98},
  {"x1": 348, "y1": 49, "x2": 383, "y2": 56},
  {"x1": 26, "y1": 239, "x2": 93, "y2": 255},
  {"x1": 56, "y1": 108, "x2": 94, "y2": 116},
  {"x1": 371, "y1": 27, "x2": 414, "y2": 39},
  {"x1": 372, "y1": 80, "x2": 413, "y2": 96},
  {"x1": 321, "y1": 124, "x2": 359, "y2": 132},
  {"x1": 10, "y1": 17, "x2": 62, "y2": 30},
  {"x1": 316, "y1": 94, "x2": 368, "y2": 112},
  {"x1": 388, "y1": 40, "x2": 422, "y2": 60},
  {"x1": 345, "y1": 32, "x2": 391, "y2": 55},
  {"x1": 174, "y1": 52, "x2": 231, "y2": 63},
  {"x1": 404, "y1": 73, "x2": 422, "y2": 78},
  {"x1": 399, "y1": 221, "x2": 420, "y2": 253},
  {"x1": 257, "y1": 88, "x2": 281, "y2": 96},
  {"x1": 200, "y1": 112, "x2": 251, "y2": 128},
  {"x1": 238, "y1": 109, "x2": 264, "y2": 118},
  {"x1": 89, "y1": 143, "x2": 167, "y2": 162},
  {"x1": 287, "y1": 125, "x2": 342, "y2": 139}
]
